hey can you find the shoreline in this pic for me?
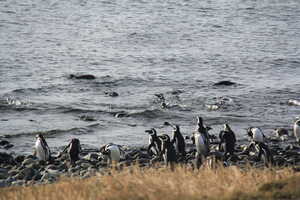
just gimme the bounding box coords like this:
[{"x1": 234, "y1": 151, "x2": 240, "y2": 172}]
[{"x1": 1, "y1": 133, "x2": 300, "y2": 188}]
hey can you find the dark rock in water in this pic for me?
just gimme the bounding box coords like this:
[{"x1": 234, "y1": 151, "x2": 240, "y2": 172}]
[
  {"x1": 105, "y1": 91, "x2": 119, "y2": 97},
  {"x1": 79, "y1": 115, "x2": 96, "y2": 122},
  {"x1": 69, "y1": 74, "x2": 96, "y2": 80},
  {"x1": 0, "y1": 152, "x2": 15, "y2": 165},
  {"x1": 213, "y1": 80, "x2": 236, "y2": 86},
  {"x1": 15, "y1": 155, "x2": 25, "y2": 163},
  {"x1": 0, "y1": 140, "x2": 9, "y2": 146},
  {"x1": 4, "y1": 144, "x2": 13, "y2": 149}
]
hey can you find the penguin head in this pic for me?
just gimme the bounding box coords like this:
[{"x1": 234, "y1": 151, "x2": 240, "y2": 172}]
[
  {"x1": 246, "y1": 127, "x2": 253, "y2": 137},
  {"x1": 174, "y1": 125, "x2": 180, "y2": 132},
  {"x1": 197, "y1": 116, "x2": 203, "y2": 126},
  {"x1": 224, "y1": 124, "x2": 231, "y2": 132}
]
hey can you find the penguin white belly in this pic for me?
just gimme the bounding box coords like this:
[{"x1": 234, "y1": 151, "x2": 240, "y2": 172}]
[
  {"x1": 294, "y1": 120, "x2": 300, "y2": 142},
  {"x1": 35, "y1": 140, "x2": 49, "y2": 161},
  {"x1": 195, "y1": 133, "x2": 207, "y2": 155},
  {"x1": 149, "y1": 137, "x2": 159, "y2": 155},
  {"x1": 107, "y1": 145, "x2": 121, "y2": 162},
  {"x1": 252, "y1": 128, "x2": 264, "y2": 143}
]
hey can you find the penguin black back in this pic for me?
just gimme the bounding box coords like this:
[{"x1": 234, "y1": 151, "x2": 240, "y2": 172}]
[
  {"x1": 171, "y1": 125, "x2": 186, "y2": 158},
  {"x1": 68, "y1": 138, "x2": 81, "y2": 165},
  {"x1": 160, "y1": 134, "x2": 177, "y2": 169}
]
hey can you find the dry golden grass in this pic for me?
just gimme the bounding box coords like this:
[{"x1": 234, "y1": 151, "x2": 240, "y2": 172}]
[{"x1": 0, "y1": 165, "x2": 299, "y2": 200}]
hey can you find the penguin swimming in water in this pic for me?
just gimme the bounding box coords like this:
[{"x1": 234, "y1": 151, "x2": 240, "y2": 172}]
[
  {"x1": 146, "y1": 128, "x2": 162, "y2": 157},
  {"x1": 160, "y1": 134, "x2": 177, "y2": 170},
  {"x1": 219, "y1": 124, "x2": 236, "y2": 160},
  {"x1": 34, "y1": 134, "x2": 51, "y2": 161},
  {"x1": 293, "y1": 119, "x2": 300, "y2": 144},
  {"x1": 61, "y1": 138, "x2": 81, "y2": 166},
  {"x1": 99, "y1": 143, "x2": 122, "y2": 166}
]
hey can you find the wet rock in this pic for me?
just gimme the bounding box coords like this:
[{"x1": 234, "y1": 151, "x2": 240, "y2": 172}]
[
  {"x1": 0, "y1": 140, "x2": 9, "y2": 146},
  {"x1": 11, "y1": 180, "x2": 25, "y2": 186},
  {"x1": 83, "y1": 153, "x2": 99, "y2": 161},
  {"x1": 213, "y1": 80, "x2": 236, "y2": 86},
  {"x1": 0, "y1": 152, "x2": 15, "y2": 165},
  {"x1": 0, "y1": 168, "x2": 9, "y2": 179},
  {"x1": 8, "y1": 169, "x2": 19, "y2": 177},
  {"x1": 15, "y1": 155, "x2": 25, "y2": 163},
  {"x1": 22, "y1": 158, "x2": 35, "y2": 167},
  {"x1": 79, "y1": 115, "x2": 96, "y2": 122},
  {"x1": 0, "y1": 180, "x2": 8, "y2": 187},
  {"x1": 41, "y1": 172, "x2": 58, "y2": 182},
  {"x1": 4, "y1": 144, "x2": 14, "y2": 149},
  {"x1": 69, "y1": 74, "x2": 96, "y2": 80},
  {"x1": 19, "y1": 168, "x2": 37, "y2": 181}
]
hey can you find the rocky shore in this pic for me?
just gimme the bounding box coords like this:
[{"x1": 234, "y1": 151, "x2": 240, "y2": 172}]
[{"x1": 1, "y1": 133, "x2": 300, "y2": 188}]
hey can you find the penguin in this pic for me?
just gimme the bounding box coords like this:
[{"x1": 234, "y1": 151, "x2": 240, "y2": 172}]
[
  {"x1": 100, "y1": 143, "x2": 121, "y2": 166},
  {"x1": 61, "y1": 138, "x2": 81, "y2": 165},
  {"x1": 170, "y1": 125, "x2": 186, "y2": 159},
  {"x1": 247, "y1": 127, "x2": 265, "y2": 143},
  {"x1": 193, "y1": 131, "x2": 210, "y2": 169},
  {"x1": 219, "y1": 124, "x2": 236, "y2": 160},
  {"x1": 195, "y1": 116, "x2": 210, "y2": 145},
  {"x1": 245, "y1": 127, "x2": 273, "y2": 167},
  {"x1": 293, "y1": 119, "x2": 300, "y2": 143},
  {"x1": 34, "y1": 134, "x2": 51, "y2": 161},
  {"x1": 160, "y1": 134, "x2": 177, "y2": 170},
  {"x1": 146, "y1": 128, "x2": 162, "y2": 157},
  {"x1": 274, "y1": 128, "x2": 289, "y2": 141}
]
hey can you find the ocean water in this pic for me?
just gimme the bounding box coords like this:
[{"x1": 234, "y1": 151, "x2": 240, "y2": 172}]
[{"x1": 0, "y1": 0, "x2": 300, "y2": 154}]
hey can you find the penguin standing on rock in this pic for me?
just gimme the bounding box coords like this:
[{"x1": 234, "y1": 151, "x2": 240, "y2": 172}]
[
  {"x1": 61, "y1": 138, "x2": 81, "y2": 165},
  {"x1": 171, "y1": 125, "x2": 186, "y2": 160},
  {"x1": 219, "y1": 124, "x2": 236, "y2": 160},
  {"x1": 244, "y1": 127, "x2": 273, "y2": 167},
  {"x1": 192, "y1": 130, "x2": 210, "y2": 169},
  {"x1": 34, "y1": 134, "x2": 51, "y2": 161},
  {"x1": 293, "y1": 119, "x2": 300, "y2": 144},
  {"x1": 195, "y1": 116, "x2": 210, "y2": 145},
  {"x1": 147, "y1": 128, "x2": 162, "y2": 157},
  {"x1": 164, "y1": 122, "x2": 186, "y2": 160},
  {"x1": 100, "y1": 143, "x2": 122, "y2": 166},
  {"x1": 160, "y1": 134, "x2": 177, "y2": 170}
]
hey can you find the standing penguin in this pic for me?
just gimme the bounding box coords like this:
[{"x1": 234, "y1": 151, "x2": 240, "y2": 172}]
[
  {"x1": 160, "y1": 134, "x2": 177, "y2": 170},
  {"x1": 247, "y1": 127, "x2": 265, "y2": 143},
  {"x1": 245, "y1": 127, "x2": 273, "y2": 167},
  {"x1": 34, "y1": 134, "x2": 51, "y2": 161},
  {"x1": 193, "y1": 131, "x2": 210, "y2": 169},
  {"x1": 293, "y1": 119, "x2": 300, "y2": 144},
  {"x1": 61, "y1": 138, "x2": 81, "y2": 165},
  {"x1": 100, "y1": 143, "x2": 122, "y2": 166},
  {"x1": 219, "y1": 124, "x2": 236, "y2": 160},
  {"x1": 164, "y1": 123, "x2": 186, "y2": 160},
  {"x1": 196, "y1": 116, "x2": 210, "y2": 145},
  {"x1": 147, "y1": 128, "x2": 162, "y2": 157}
]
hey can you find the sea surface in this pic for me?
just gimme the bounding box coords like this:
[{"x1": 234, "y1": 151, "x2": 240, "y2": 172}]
[{"x1": 0, "y1": 0, "x2": 300, "y2": 154}]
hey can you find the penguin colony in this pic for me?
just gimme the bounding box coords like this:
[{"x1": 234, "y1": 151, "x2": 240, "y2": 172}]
[{"x1": 33, "y1": 116, "x2": 300, "y2": 169}]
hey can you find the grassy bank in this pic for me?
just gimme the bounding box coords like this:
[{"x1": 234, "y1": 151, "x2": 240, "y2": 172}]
[{"x1": 1, "y1": 166, "x2": 299, "y2": 200}]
